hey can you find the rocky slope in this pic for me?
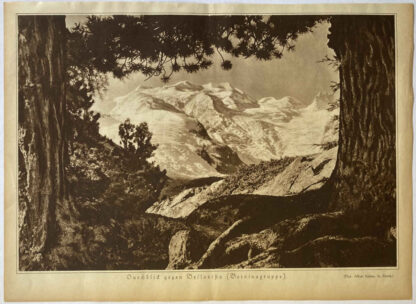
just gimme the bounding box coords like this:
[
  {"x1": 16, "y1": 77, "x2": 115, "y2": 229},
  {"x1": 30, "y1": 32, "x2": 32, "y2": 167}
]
[
  {"x1": 146, "y1": 147, "x2": 337, "y2": 218},
  {"x1": 97, "y1": 81, "x2": 339, "y2": 179}
]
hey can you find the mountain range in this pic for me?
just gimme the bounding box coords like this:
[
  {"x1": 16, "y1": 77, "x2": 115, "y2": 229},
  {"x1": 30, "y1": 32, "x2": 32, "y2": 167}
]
[{"x1": 98, "y1": 81, "x2": 339, "y2": 179}]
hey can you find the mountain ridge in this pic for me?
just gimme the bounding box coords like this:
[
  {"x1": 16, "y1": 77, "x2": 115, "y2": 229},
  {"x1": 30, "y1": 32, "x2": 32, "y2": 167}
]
[{"x1": 97, "y1": 81, "x2": 339, "y2": 179}]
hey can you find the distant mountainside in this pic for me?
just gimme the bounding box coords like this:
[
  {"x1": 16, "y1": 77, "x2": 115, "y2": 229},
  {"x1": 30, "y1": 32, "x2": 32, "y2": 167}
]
[{"x1": 98, "y1": 81, "x2": 338, "y2": 179}]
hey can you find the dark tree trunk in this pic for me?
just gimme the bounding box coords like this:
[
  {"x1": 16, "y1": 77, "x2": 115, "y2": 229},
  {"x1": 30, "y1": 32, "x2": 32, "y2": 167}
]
[
  {"x1": 327, "y1": 16, "x2": 396, "y2": 234},
  {"x1": 18, "y1": 16, "x2": 68, "y2": 269}
]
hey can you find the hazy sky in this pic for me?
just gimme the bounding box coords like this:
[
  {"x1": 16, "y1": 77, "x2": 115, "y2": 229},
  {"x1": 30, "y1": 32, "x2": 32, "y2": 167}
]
[{"x1": 66, "y1": 16, "x2": 338, "y2": 111}]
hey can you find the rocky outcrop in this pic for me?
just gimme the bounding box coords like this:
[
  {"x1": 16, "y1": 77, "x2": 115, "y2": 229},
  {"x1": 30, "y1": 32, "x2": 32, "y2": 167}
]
[
  {"x1": 146, "y1": 147, "x2": 337, "y2": 219},
  {"x1": 166, "y1": 229, "x2": 211, "y2": 269},
  {"x1": 147, "y1": 180, "x2": 225, "y2": 218},
  {"x1": 254, "y1": 147, "x2": 336, "y2": 196}
]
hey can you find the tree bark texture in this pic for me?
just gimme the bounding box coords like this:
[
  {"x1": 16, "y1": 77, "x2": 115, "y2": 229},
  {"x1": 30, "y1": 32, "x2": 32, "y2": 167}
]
[
  {"x1": 328, "y1": 16, "x2": 396, "y2": 232},
  {"x1": 18, "y1": 16, "x2": 67, "y2": 269}
]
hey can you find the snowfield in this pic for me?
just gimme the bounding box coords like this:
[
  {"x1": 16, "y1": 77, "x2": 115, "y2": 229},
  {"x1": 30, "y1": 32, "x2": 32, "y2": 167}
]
[{"x1": 98, "y1": 81, "x2": 339, "y2": 179}]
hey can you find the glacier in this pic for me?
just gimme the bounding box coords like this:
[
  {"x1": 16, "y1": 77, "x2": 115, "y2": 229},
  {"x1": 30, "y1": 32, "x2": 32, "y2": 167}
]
[{"x1": 97, "y1": 81, "x2": 339, "y2": 179}]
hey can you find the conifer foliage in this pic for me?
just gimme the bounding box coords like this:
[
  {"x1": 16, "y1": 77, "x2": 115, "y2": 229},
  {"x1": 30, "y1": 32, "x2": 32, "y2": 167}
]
[{"x1": 70, "y1": 15, "x2": 323, "y2": 82}]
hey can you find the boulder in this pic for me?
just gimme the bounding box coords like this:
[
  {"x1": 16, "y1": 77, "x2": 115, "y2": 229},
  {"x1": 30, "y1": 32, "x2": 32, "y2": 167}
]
[
  {"x1": 166, "y1": 229, "x2": 208, "y2": 269},
  {"x1": 166, "y1": 230, "x2": 192, "y2": 269}
]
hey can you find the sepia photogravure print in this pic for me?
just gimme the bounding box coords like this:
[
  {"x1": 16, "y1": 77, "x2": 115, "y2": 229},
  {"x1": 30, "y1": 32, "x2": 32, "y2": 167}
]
[{"x1": 4, "y1": 1, "x2": 413, "y2": 301}]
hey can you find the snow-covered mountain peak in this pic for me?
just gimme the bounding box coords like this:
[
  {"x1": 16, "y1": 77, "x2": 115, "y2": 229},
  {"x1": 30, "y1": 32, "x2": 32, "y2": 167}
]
[
  {"x1": 258, "y1": 96, "x2": 304, "y2": 109},
  {"x1": 202, "y1": 81, "x2": 235, "y2": 91},
  {"x1": 98, "y1": 82, "x2": 339, "y2": 179},
  {"x1": 165, "y1": 80, "x2": 204, "y2": 91},
  {"x1": 214, "y1": 82, "x2": 233, "y2": 91}
]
